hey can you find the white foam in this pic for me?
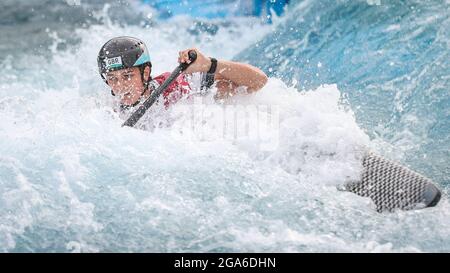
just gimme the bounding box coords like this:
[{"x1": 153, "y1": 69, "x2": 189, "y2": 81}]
[{"x1": 0, "y1": 7, "x2": 448, "y2": 252}]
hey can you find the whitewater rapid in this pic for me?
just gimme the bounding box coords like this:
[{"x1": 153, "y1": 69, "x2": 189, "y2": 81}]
[{"x1": 0, "y1": 1, "x2": 449, "y2": 252}]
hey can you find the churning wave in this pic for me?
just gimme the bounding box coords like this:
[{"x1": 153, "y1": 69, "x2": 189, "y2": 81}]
[{"x1": 0, "y1": 0, "x2": 448, "y2": 252}]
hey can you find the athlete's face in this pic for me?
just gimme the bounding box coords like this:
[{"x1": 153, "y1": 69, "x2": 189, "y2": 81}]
[{"x1": 106, "y1": 67, "x2": 149, "y2": 106}]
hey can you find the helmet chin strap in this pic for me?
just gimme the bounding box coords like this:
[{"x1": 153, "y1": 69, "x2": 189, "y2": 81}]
[{"x1": 119, "y1": 69, "x2": 152, "y2": 111}]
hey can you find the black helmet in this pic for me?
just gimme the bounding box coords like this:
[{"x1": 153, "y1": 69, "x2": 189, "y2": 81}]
[{"x1": 97, "y1": 36, "x2": 152, "y2": 81}]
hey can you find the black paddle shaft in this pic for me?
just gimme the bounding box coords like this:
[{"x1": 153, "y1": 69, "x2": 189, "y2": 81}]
[{"x1": 122, "y1": 50, "x2": 197, "y2": 127}]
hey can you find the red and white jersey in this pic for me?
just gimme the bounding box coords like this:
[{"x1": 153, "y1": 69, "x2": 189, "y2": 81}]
[
  {"x1": 116, "y1": 72, "x2": 210, "y2": 130},
  {"x1": 151, "y1": 72, "x2": 192, "y2": 108}
]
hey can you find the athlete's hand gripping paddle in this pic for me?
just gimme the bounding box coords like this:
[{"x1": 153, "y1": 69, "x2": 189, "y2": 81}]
[{"x1": 122, "y1": 50, "x2": 197, "y2": 127}]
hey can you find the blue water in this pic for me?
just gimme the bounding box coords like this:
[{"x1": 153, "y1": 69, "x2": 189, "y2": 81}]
[
  {"x1": 237, "y1": 0, "x2": 450, "y2": 187},
  {"x1": 0, "y1": 0, "x2": 449, "y2": 252},
  {"x1": 140, "y1": 0, "x2": 289, "y2": 21}
]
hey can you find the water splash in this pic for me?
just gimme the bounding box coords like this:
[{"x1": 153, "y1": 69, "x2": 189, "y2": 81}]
[{"x1": 0, "y1": 1, "x2": 449, "y2": 252}]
